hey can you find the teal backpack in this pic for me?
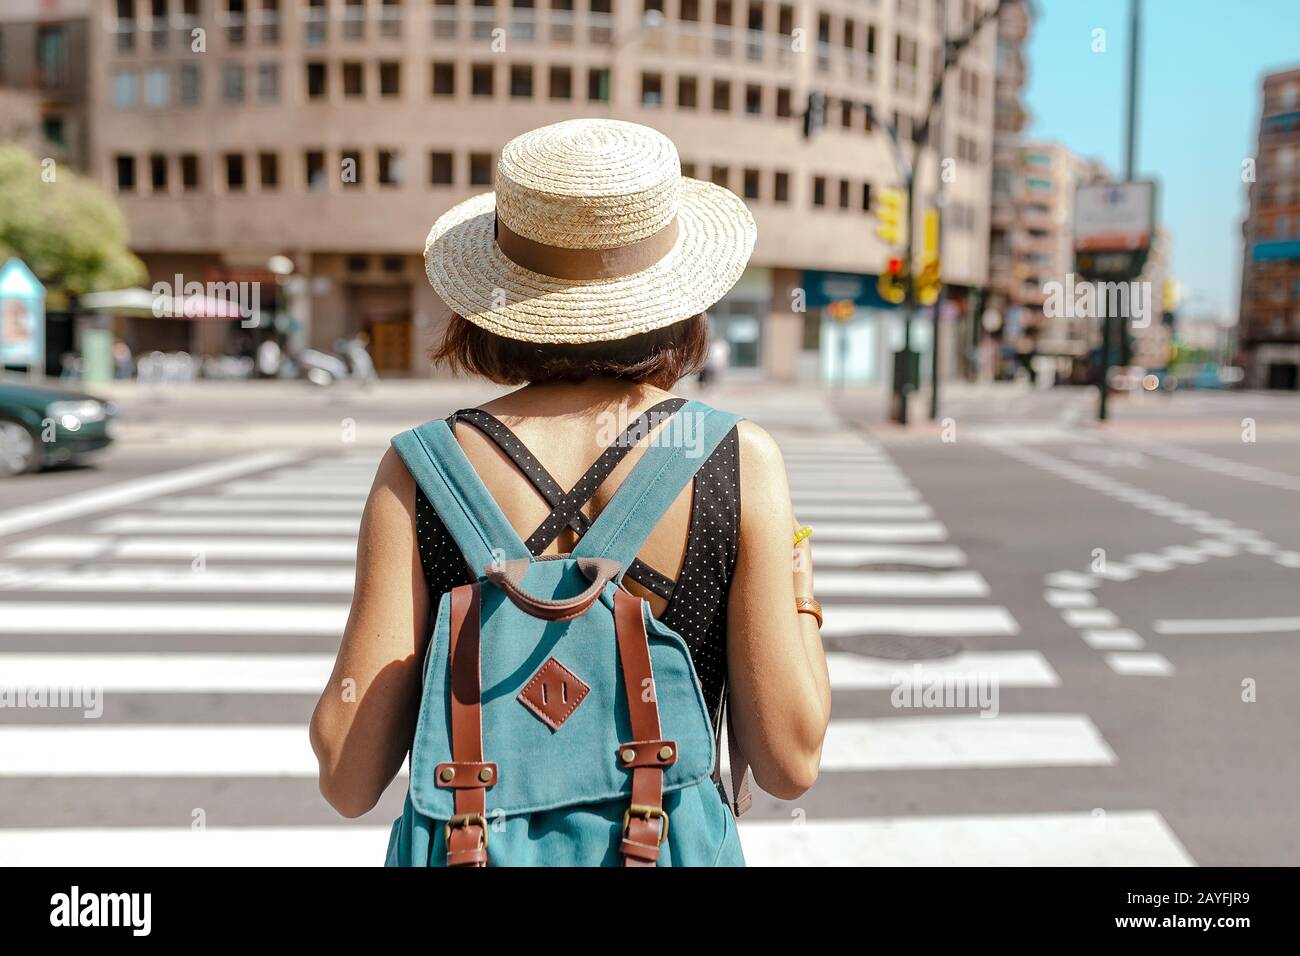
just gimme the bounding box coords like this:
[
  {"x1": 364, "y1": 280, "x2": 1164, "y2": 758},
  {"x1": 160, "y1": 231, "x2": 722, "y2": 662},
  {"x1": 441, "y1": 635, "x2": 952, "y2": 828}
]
[{"x1": 386, "y1": 399, "x2": 747, "y2": 867}]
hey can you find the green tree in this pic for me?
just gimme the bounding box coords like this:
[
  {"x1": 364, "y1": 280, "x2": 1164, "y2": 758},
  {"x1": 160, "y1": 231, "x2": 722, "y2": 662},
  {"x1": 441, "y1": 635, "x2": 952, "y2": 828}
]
[{"x1": 0, "y1": 146, "x2": 145, "y2": 310}]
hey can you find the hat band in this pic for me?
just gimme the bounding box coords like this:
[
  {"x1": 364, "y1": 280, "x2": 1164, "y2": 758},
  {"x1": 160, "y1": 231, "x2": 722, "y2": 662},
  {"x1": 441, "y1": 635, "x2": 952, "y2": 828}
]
[{"x1": 494, "y1": 215, "x2": 679, "y2": 281}]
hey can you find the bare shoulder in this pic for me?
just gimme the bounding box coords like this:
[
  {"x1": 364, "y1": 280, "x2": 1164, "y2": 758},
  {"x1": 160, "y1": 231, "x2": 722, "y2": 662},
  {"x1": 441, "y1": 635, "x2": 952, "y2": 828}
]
[
  {"x1": 365, "y1": 446, "x2": 417, "y2": 518},
  {"x1": 736, "y1": 419, "x2": 787, "y2": 478}
]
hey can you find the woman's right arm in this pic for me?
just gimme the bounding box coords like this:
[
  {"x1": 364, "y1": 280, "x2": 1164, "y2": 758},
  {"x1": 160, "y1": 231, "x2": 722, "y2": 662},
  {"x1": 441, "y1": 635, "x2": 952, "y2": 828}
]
[{"x1": 724, "y1": 421, "x2": 832, "y2": 800}]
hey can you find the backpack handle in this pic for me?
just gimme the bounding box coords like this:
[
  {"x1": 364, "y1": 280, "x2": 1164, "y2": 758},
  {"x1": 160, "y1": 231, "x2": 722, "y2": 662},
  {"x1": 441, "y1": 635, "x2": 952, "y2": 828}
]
[{"x1": 483, "y1": 557, "x2": 622, "y2": 622}]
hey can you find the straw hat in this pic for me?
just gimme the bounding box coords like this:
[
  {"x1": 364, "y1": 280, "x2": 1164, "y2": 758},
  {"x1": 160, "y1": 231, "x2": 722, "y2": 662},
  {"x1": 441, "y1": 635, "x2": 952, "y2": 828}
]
[{"x1": 424, "y1": 118, "x2": 757, "y2": 344}]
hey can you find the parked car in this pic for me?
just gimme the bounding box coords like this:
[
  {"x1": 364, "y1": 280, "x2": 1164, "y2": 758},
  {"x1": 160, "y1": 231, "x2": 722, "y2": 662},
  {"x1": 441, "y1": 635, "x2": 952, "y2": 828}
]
[{"x1": 0, "y1": 378, "x2": 117, "y2": 476}]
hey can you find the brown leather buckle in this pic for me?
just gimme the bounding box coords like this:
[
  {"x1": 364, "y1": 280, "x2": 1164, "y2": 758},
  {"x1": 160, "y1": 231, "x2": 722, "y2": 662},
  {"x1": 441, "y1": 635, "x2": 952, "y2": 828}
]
[
  {"x1": 622, "y1": 804, "x2": 669, "y2": 845},
  {"x1": 445, "y1": 812, "x2": 489, "y2": 849}
]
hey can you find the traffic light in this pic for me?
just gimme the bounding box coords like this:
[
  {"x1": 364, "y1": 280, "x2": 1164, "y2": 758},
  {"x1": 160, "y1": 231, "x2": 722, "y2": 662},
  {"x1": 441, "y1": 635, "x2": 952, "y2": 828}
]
[
  {"x1": 802, "y1": 92, "x2": 827, "y2": 140},
  {"x1": 916, "y1": 208, "x2": 941, "y2": 305},
  {"x1": 877, "y1": 255, "x2": 907, "y2": 304},
  {"x1": 875, "y1": 188, "x2": 906, "y2": 247}
]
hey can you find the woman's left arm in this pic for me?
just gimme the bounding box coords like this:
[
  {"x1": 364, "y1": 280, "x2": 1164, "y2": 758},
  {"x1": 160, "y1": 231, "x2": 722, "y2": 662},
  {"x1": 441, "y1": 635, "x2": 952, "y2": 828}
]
[{"x1": 310, "y1": 447, "x2": 431, "y2": 818}]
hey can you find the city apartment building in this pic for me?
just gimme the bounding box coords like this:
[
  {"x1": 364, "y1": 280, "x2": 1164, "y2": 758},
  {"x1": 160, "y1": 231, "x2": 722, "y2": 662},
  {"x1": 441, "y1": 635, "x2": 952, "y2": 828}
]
[
  {"x1": 0, "y1": 0, "x2": 1000, "y2": 381},
  {"x1": 1239, "y1": 65, "x2": 1300, "y2": 389}
]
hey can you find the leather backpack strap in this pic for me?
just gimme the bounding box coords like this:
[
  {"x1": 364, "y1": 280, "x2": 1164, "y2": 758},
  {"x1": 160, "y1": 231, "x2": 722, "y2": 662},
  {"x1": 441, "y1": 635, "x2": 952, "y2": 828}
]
[
  {"x1": 612, "y1": 590, "x2": 674, "y2": 867},
  {"x1": 436, "y1": 584, "x2": 495, "y2": 867}
]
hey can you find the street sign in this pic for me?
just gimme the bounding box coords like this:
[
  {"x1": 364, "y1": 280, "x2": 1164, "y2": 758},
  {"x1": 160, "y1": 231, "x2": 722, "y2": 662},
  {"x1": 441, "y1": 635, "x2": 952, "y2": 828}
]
[
  {"x1": 1074, "y1": 248, "x2": 1149, "y2": 281},
  {"x1": 827, "y1": 299, "x2": 856, "y2": 322},
  {"x1": 1074, "y1": 181, "x2": 1156, "y2": 252}
]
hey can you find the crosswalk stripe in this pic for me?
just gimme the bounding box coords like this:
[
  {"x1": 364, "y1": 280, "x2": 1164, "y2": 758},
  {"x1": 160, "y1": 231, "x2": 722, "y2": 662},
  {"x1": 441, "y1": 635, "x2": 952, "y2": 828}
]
[
  {"x1": 816, "y1": 570, "x2": 989, "y2": 598},
  {"x1": 6, "y1": 537, "x2": 357, "y2": 561},
  {"x1": 737, "y1": 812, "x2": 1194, "y2": 866},
  {"x1": 217, "y1": 482, "x2": 371, "y2": 497},
  {"x1": 792, "y1": 490, "x2": 922, "y2": 504},
  {"x1": 0, "y1": 653, "x2": 333, "y2": 692},
  {"x1": 1081, "y1": 628, "x2": 1145, "y2": 650},
  {"x1": 1152, "y1": 616, "x2": 1300, "y2": 635},
  {"x1": 813, "y1": 522, "x2": 947, "y2": 543},
  {"x1": 151, "y1": 498, "x2": 364, "y2": 514},
  {"x1": 812, "y1": 543, "x2": 967, "y2": 568},
  {"x1": 1062, "y1": 608, "x2": 1119, "y2": 628},
  {"x1": 0, "y1": 565, "x2": 355, "y2": 594},
  {"x1": 821, "y1": 605, "x2": 1019, "y2": 638},
  {"x1": 1044, "y1": 589, "x2": 1097, "y2": 609},
  {"x1": 0, "y1": 602, "x2": 347, "y2": 635},
  {"x1": 1105, "y1": 652, "x2": 1174, "y2": 676},
  {"x1": 94, "y1": 515, "x2": 361, "y2": 535},
  {"x1": 825, "y1": 651, "x2": 1058, "y2": 689},
  {"x1": 820, "y1": 714, "x2": 1115, "y2": 770},
  {"x1": 792, "y1": 504, "x2": 934, "y2": 520}
]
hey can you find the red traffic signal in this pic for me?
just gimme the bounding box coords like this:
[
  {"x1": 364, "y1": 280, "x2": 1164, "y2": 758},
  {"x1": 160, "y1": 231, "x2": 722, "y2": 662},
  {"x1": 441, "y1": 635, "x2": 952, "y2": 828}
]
[{"x1": 886, "y1": 257, "x2": 903, "y2": 276}]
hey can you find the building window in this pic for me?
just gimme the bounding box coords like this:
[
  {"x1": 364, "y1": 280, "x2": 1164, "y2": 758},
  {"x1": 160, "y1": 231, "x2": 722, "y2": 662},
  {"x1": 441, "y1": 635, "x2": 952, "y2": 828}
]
[
  {"x1": 432, "y1": 61, "x2": 455, "y2": 96},
  {"x1": 430, "y1": 151, "x2": 453, "y2": 185},
  {"x1": 471, "y1": 0, "x2": 497, "y2": 40},
  {"x1": 115, "y1": 155, "x2": 136, "y2": 192},
  {"x1": 261, "y1": 0, "x2": 282, "y2": 44},
  {"x1": 225, "y1": 153, "x2": 246, "y2": 191},
  {"x1": 227, "y1": 0, "x2": 248, "y2": 46},
  {"x1": 149, "y1": 153, "x2": 168, "y2": 192},
  {"x1": 710, "y1": 165, "x2": 728, "y2": 189},
  {"x1": 178, "y1": 63, "x2": 201, "y2": 104},
  {"x1": 378, "y1": 149, "x2": 401, "y2": 186},
  {"x1": 343, "y1": 0, "x2": 366, "y2": 39},
  {"x1": 347, "y1": 255, "x2": 369, "y2": 273},
  {"x1": 549, "y1": 65, "x2": 572, "y2": 99},
  {"x1": 840, "y1": 99, "x2": 853, "y2": 128},
  {"x1": 144, "y1": 67, "x2": 170, "y2": 107},
  {"x1": 380, "y1": 0, "x2": 404, "y2": 38},
  {"x1": 433, "y1": 0, "x2": 458, "y2": 39},
  {"x1": 343, "y1": 62, "x2": 364, "y2": 97},
  {"x1": 180, "y1": 153, "x2": 200, "y2": 191},
  {"x1": 112, "y1": 69, "x2": 138, "y2": 108},
  {"x1": 776, "y1": 86, "x2": 791, "y2": 118},
  {"x1": 222, "y1": 63, "x2": 245, "y2": 102},
  {"x1": 379, "y1": 61, "x2": 402, "y2": 96},
  {"x1": 257, "y1": 62, "x2": 279, "y2": 101},
  {"x1": 550, "y1": 0, "x2": 575, "y2": 44},
  {"x1": 743, "y1": 168, "x2": 760, "y2": 200},
  {"x1": 306, "y1": 150, "x2": 327, "y2": 190},
  {"x1": 678, "y1": 76, "x2": 697, "y2": 109},
  {"x1": 680, "y1": 0, "x2": 699, "y2": 22},
  {"x1": 115, "y1": 0, "x2": 136, "y2": 52},
  {"x1": 744, "y1": 83, "x2": 762, "y2": 115},
  {"x1": 711, "y1": 79, "x2": 731, "y2": 112},
  {"x1": 510, "y1": 64, "x2": 534, "y2": 98},
  {"x1": 641, "y1": 72, "x2": 662, "y2": 108},
  {"x1": 587, "y1": 67, "x2": 610, "y2": 102},
  {"x1": 472, "y1": 63, "x2": 494, "y2": 96},
  {"x1": 469, "y1": 152, "x2": 493, "y2": 186},
  {"x1": 812, "y1": 175, "x2": 826, "y2": 206},
  {"x1": 341, "y1": 149, "x2": 363, "y2": 187},
  {"x1": 589, "y1": 0, "x2": 613, "y2": 44},
  {"x1": 37, "y1": 26, "x2": 69, "y2": 86},
  {"x1": 305, "y1": 0, "x2": 327, "y2": 45},
  {"x1": 774, "y1": 170, "x2": 789, "y2": 203},
  {"x1": 838, "y1": 178, "x2": 850, "y2": 209},
  {"x1": 306, "y1": 62, "x2": 327, "y2": 98},
  {"x1": 861, "y1": 182, "x2": 871, "y2": 211},
  {"x1": 259, "y1": 152, "x2": 279, "y2": 188},
  {"x1": 42, "y1": 116, "x2": 66, "y2": 148},
  {"x1": 382, "y1": 255, "x2": 405, "y2": 273}
]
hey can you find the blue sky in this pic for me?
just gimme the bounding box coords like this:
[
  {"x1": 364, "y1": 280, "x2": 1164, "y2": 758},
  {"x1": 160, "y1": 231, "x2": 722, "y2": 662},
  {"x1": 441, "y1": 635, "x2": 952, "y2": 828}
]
[{"x1": 1023, "y1": 0, "x2": 1300, "y2": 318}]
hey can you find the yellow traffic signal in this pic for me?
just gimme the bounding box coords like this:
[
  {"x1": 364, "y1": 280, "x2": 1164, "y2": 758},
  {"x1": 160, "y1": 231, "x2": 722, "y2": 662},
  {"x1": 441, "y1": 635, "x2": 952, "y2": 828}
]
[
  {"x1": 916, "y1": 208, "x2": 941, "y2": 305},
  {"x1": 876, "y1": 188, "x2": 906, "y2": 248},
  {"x1": 877, "y1": 256, "x2": 907, "y2": 304}
]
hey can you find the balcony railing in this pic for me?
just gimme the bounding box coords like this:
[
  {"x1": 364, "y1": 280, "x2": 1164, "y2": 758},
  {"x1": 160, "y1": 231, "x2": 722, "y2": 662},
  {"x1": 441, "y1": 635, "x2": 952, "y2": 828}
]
[
  {"x1": 589, "y1": 11, "x2": 613, "y2": 46},
  {"x1": 431, "y1": 7, "x2": 457, "y2": 39}
]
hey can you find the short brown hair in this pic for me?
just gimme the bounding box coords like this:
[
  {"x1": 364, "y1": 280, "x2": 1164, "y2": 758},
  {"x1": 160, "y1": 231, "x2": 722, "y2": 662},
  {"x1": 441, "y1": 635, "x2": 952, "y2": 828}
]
[{"x1": 432, "y1": 313, "x2": 709, "y2": 389}]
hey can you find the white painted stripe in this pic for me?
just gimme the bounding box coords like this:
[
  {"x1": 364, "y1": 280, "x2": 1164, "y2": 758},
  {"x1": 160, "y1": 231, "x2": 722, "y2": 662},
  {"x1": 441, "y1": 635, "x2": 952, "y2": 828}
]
[
  {"x1": 0, "y1": 827, "x2": 389, "y2": 867},
  {"x1": 0, "y1": 725, "x2": 322, "y2": 776},
  {"x1": 1153, "y1": 616, "x2": 1300, "y2": 636},
  {"x1": 1161, "y1": 546, "x2": 1208, "y2": 565},
  {"x1": 817, "y1": 570, "x2": 989, "y2": 598},
  {"x1": 0, "y1": 565, "x2": 354, "y2": 593},
  {"x1": 152, "y1": 497, "x2": 364, "y2": 514},
  {"x1": 820, "y1": 714, "x2": 1114, "y2": 770},
  {"x1": 0, "y1": 451, "x2": 298, "y2": 538},
  {"x1": 1082, "y1": 628, "x2": 1146, "y2": 651},
  {"x1": 7, "y1": 537, "x2": 356, "y2": 561},
  {"x1": 812, "y1": 544, "x2": 967, "y2": 568},
  {"x1": 0, "y1": 602, "x2": 347, "y2": 635},
  {"x1": 814, "y1": 522, "x2": 947, "y2": 543},
  {"x1": 1044, "y1": 589, "x2": 1097, "y2": 609},
  {"x1": 1044, "y1": 571, "x2": 1099, "y2": 590},
  {"x1": 1105, "y1": 652, "x2": 1174, "y2": 676},
  {"x1": 739, "y1": 812, "x2": 1194, "y2": 866},
  {"x1": 822, "y1": 605, "x2": 1019, "y2": 638},
  {"x1": 1093, "y1": 563, "x2": 1138, "y2": 582},
  {"x1": 791, "y1": 504, "x2": 934, "y2": 520},
  {"x1": 826, "y1": 651, "x2": 1058, "y2": 689},
  {"x1": 95, "y1": 515, "x2": 361, "y2": 535},
  {"x1": 0, "y1": 653, "x2": 334, "y2": 692},
  {"x1": 1062, "y1": 608, "x2": 1119, "y2": 628},
  {"x1": 217, "y1": 482, "x2": 370, "y2": 497},
  {"x1": 1124, "y1": 553, "x2": 1177, "y2": 573},
  {"x1": 792, "y1": 489, "x2": 922, "y2": 503}
]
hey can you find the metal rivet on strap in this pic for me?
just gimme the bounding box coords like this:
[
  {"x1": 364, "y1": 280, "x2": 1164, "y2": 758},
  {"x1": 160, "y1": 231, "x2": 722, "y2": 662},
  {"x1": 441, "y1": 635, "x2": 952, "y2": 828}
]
[
  {"x1": 658, "y1": 745, "x2": 674, "y2": 761},
  {"x1": 621, "y1": 748, "x2": 637, "y2": 764},
  {"x1": 439, "y1": 767, "x2": 455, "y2": 783},
  {"x1": 478, "y1": 767, "x2": 493, "y2": 783}
]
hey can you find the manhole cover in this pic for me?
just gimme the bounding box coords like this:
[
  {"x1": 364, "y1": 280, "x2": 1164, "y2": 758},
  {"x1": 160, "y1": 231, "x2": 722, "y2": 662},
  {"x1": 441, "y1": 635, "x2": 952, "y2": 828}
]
[{"x1": 827, "y1": 635, "x2": 965, "y2": 661}]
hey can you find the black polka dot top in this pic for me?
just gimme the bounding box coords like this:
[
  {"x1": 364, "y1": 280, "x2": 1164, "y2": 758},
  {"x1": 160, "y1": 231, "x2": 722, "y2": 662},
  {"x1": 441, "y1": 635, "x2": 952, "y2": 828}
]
[{"x1": 414, "y1": 400, "x2": 741, "y2": 730}]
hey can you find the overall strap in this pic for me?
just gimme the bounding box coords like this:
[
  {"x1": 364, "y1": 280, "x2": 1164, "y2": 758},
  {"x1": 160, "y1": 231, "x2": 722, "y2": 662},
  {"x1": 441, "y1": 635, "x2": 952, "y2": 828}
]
[
  {"x1": 392, "y1": 419, "x2": 530, "y2": 575},
  {"x1": 571, "y1": 400, "x2": 742, "y2": 578}
]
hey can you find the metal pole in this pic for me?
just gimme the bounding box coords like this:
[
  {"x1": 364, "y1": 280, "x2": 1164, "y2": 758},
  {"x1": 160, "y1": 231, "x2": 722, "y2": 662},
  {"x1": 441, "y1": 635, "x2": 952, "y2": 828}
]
[
  {"x1": 897, "y1": 169, "x2": 916, "y2": 425},
  {"x1": 929, "y1": 0, "x2": 948, "y2": 422}
]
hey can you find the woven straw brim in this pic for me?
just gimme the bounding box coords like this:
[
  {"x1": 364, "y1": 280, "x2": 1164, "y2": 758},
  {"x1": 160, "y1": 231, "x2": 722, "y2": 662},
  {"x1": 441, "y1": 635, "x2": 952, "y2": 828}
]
[{"x1": 424, "y1": 178, "x2": 757, "y2": 344}]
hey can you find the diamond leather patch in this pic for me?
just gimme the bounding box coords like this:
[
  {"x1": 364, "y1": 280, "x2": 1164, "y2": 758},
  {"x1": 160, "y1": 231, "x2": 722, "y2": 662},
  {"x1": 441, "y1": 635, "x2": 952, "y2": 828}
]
[{"x1": 518, "y1": 657, "x2": 590, "y2": 732}]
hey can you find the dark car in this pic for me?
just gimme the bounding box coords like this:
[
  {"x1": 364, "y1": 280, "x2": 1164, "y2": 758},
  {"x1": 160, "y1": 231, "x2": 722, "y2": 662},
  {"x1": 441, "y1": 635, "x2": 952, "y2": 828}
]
[{"x1": 0, "y1": 378, "x2": 117, "y2": 476}]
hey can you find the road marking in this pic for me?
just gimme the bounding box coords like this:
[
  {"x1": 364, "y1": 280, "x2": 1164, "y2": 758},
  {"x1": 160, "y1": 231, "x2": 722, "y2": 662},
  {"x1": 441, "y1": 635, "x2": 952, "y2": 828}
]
[
  {"x1": 1152, "y1": 616, "x2": 1300, "y2": 636},
  {"x1": 0, "y1": 565, "x2": 355, "y2": 593},
  {"x1": 0, "y1": 653, "x2": 334, "y2": 692},
  {"x1": 825, "y1": 651, "x2": 1058, "y2": 689},
  {"x1": 217, "y1": 481, "x2": 371, "y2": 497},
  {"x1": 1082, "y1": 629, "x2": 1146, "y2": 651},
  {"x1": 94, "y1": 515, "x2": 361, "y2": 535},
  {"x1": 1044, "y1": 589, "x2": 1097, "y2": 609},
  {"x1": 6, "y1": 537, "x2": 357, "y2": 561},
  {"x1": 791, "y1": 504, "x2": 934, "y2": 520},
  {"x1": 152, "y1": 497, "x2": 364, "y2": 514},
  {"x1": 0, "y1": 602, "x2": 347, "y2": 635},
  {"x1": 813, "y1": 522, "x2": 947, "y2": 543},
  {"x1": 792, "y1": 490, "x2": 922, "y2": 504},
  {"x1": 819, "y1": 714, "x2": 1114, "y2": 770},
  {"x1": 821, "y1": 605, "x2": 1019, "y2": 638},
  {"x1": 1062, "y1": 608, "x2": 1119, "y2": 629},
  {"x1": 1105, "y1": 652, "x2": 1174, "y2": 676},
  {"x1": 812, "y1": 544, "x2": 968, "y2": 569},
  {"x1": 816, "y1": 570, "x2": 989, "y2": 598},
  {"x1": 0, "y1": 451, "x2": 298, "y2": 538},
  {"x1": 1125, "y1": 553, "x2": 1177, "y2": 573},
  {"x1": 1044, "y1": 571, "x2": 1099, "y2": 589},
  {"x1": 738, "y1": 812, "x2": 1194, "y2": 866}
]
